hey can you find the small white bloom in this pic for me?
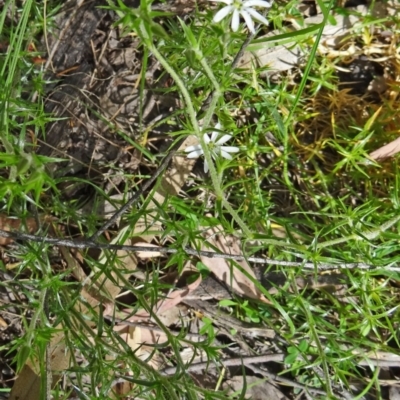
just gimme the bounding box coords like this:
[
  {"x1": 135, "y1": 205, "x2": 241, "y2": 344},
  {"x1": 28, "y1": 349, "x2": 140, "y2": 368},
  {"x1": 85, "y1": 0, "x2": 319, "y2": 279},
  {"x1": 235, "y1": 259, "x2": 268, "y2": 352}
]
[
  {"x1": 209, "y1": 0, "x2": 271, "y2": 33},
  {"x1": 185, "y1": 123, "x2": 240, "y2": 173}
]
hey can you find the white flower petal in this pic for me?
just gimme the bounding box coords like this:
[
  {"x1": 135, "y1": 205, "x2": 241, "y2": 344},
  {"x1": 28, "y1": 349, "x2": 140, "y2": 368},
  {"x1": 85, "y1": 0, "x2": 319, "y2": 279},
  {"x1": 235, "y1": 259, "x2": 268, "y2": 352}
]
[
  {"x1": 220, "y1": 150, "x2": 233, "y2": 160},
  {"x1": 231, "y1": 9, "x2": 240, "y2": 32},
  {"x1": 207, "y1": 0, "x2": 233, "y2": 4},
  {"x1": 204, "y1": 159, "x2": 209, "y2": 173},
  {"x1": 221, "y1": 145, "x2": 240, "y2": 153},
  {"x1": 211, "y1": 130, "x2": 219, "y2": 142},
  {"x1": 216, "y1": 134, "x2": 233, "y2": 145},
  {"x1": 189, "y1": 122, "x2": 239, "y2": 171},
  {"x1": 246, "y1": 8, "x2": 269, "y2": 25},
  {"x1": 185, "y1": 144, "x2": 202, "y2": 153},
  {"x1": 241, "y1": 10, "x2": 255, "y2": 33},
  {"x1": 187, "y1": 149, "x2": 204, "y2": 158},
  {"x1": 213, "y1": 5, "x2": 234, "y2": 22},
  {"x1": 243, "y1": 0, "x2": 271, "y2": 8}
]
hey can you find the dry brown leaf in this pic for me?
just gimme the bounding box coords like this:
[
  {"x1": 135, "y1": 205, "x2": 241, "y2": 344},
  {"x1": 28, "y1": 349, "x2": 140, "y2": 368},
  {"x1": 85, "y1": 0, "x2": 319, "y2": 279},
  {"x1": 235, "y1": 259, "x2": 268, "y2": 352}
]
[
  {"x1": 107, "y1": 325, "x2": 137, "y2": 399},
  {"x1": 0, "y1": 316, "x2": 8, "y2": 328},
  {"x1": 156, "y1": 305, "x2": 183, "y2": 328},
  {"x1": 201, "y1": 227, "x2": 270, "y2": 304},
  {"x1": 113, "y1": 325, "x2": 165, "y2": 372},
  {"x1": 113, "y1": 323, "x2": 169, "y2": 345},
  {"x1": 0, "y1": 214, "x2": 37, "y2": 245},
  {"x1": 117, "y1": 325, "x2": 142, "y2": 350},
  {"x1": 132, "y1": 271, "x2": 202, "y2": 321},
  {"x1": 9, "y1": 364, "x2": 40, "y2": 400},
  {"x1": 112, "y1": 262, "x2": 202, "y2": 361},
  {"x1": 9, "y1": 331, "x2": 70, "y2": 400},
  {"x1": 223, "y1": 376, "x2": 289, "y2": 400},
  {"x1": 369, "y1": 136, "x2": 400, "y2": 160},
  {"x1": 111, "y1": 379, "x2": 133, "y2": 400}
]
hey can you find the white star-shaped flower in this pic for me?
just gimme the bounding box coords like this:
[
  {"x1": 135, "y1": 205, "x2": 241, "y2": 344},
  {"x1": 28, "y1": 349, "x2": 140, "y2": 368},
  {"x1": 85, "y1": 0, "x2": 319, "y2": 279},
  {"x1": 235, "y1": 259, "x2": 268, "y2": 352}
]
[
  {"x1": 209, "y1": 0, "x2": 271, "y2": 33},
  {"x1": 185, "y1": 123, "x2": 240, "y2": 173}
]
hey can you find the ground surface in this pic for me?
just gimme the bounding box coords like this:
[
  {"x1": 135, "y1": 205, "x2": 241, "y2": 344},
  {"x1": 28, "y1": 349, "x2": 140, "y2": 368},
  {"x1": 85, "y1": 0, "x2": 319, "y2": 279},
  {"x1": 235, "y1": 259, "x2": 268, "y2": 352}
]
[{"x1": 1, "y1": 0, "x2": 400, "y2": 399}]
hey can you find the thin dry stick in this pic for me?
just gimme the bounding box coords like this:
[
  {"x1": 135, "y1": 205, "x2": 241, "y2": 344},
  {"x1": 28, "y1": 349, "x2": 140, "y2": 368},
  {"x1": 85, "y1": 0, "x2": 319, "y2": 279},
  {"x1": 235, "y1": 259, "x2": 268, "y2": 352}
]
[
  {"x1": 160, "y1": 354, "x2": 285, "y2": 376},
  {"x1": 231, "y1": 30, "x2": 255, "y2": 69},
  {"x1": 0, "y1": 228, "x2": 388, "y2": 270}
]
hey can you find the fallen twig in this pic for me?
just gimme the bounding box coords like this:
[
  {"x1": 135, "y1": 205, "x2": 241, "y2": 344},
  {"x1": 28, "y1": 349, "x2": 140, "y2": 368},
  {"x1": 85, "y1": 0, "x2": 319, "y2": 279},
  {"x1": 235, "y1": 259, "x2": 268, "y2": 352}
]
[
  {"x1": 0, "y1": 229, "x2": 400, "y2": 272},
  {"x1": 0, "y1": 228, "x2": 397, "y2": 271},
  {"x1": 160, "y1": 354, "x2": 285, "y2": 375}
]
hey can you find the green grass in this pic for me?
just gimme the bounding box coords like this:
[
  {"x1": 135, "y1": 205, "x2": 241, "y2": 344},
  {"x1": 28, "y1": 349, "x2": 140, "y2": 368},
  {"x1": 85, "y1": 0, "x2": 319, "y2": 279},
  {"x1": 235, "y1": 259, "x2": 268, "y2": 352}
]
[{"x1": 1, "y1": 0, "x2": 400, "y2": 399}]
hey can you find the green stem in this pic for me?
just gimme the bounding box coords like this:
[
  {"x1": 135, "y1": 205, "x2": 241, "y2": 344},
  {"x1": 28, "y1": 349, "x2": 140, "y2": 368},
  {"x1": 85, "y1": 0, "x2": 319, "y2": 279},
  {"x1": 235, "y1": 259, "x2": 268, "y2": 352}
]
[
  {"x1": 144, "y1": 38, "x2": 252, "y2": 237},
  {"x1": 299, "y1": 298, "x2": 333, "y2": 397},
  {"x1": 145, "y1": 43, "x2": 200, "y2": 136},
  {"x1": 317, "y1": 215, "x2": 400, "y2": 250},
  {"x1": 198, "y1": 53, "x2": 221, "y2": 96}
]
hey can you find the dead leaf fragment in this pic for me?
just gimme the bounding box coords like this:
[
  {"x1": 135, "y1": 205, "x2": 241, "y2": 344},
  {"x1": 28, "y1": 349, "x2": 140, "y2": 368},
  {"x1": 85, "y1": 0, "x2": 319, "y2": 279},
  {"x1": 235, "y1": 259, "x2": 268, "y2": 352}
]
[
  {"x1": 223, "y1": 376, "x2": 289, "y2": 400},
  {"x1": 9, "y1": 331, "x2": 70, "y2": 400},
  {"x1": 0, "y1": 215, "x2": 37, "y2": 245},
  {"x1": 131, "y1": 267, "x2": 202, "y2": 321},
  {"x1": 0, "y1": 316, "x2": 7, "y2": 328},
  {"x1": 369, "y1": 136, "x2": 400, "y2": 160},
  {"x1": 201, "y1": 226, "x2": 271, "y2": 304}
]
